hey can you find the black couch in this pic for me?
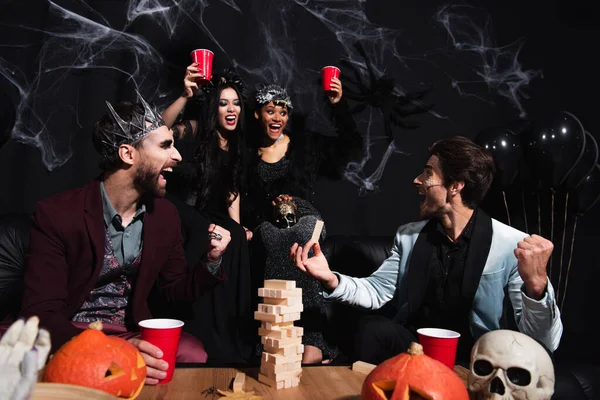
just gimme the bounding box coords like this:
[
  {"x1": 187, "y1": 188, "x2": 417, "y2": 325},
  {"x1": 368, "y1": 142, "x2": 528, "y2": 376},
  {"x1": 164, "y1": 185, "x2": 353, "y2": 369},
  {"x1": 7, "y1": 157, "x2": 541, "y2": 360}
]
[{"x1": 1, "y1": 213, "x2": 598, "y2": 398}]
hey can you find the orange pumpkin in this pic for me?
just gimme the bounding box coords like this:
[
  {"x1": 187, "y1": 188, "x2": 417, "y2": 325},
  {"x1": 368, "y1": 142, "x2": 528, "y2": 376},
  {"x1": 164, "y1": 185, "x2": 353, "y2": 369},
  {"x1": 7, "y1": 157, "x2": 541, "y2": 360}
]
[
  {"x1": 43, "y1": 321, "x2": 147, "y2": 399},
  {"x1": 362, "y1": 342, "x2": 469, "y2": 400}
]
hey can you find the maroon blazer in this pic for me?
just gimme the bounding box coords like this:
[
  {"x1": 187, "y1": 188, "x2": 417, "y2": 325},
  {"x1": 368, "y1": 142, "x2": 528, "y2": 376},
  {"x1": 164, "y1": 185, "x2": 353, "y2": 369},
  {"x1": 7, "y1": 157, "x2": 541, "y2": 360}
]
[{"x1": 20, "y1": 179, "x2": 225, "y2": 350}]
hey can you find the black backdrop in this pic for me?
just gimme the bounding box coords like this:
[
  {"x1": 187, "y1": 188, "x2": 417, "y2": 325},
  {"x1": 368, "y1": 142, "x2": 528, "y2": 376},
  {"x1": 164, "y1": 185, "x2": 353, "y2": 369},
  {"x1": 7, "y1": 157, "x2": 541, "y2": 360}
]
[{"x1": 0, "y1": 0, "x2": 598, "y2": 358}]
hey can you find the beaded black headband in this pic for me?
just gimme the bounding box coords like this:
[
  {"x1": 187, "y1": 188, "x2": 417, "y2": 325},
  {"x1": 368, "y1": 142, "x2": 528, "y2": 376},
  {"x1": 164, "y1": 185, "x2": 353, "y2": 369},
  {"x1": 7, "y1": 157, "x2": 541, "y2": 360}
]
[{"x1": 200, "y1": 69, "x2": 245, "y2": 98}]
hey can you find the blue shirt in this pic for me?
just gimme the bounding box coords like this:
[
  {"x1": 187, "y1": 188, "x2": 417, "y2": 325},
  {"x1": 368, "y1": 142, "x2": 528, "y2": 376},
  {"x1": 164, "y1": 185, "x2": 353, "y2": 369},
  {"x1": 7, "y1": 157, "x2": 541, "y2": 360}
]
[
  {"x1": 100, "y1": 182, "x2": 145, "y2": 266},
  {"x1": 100, "y1": 182, "x2": 222, "y2": 274}
]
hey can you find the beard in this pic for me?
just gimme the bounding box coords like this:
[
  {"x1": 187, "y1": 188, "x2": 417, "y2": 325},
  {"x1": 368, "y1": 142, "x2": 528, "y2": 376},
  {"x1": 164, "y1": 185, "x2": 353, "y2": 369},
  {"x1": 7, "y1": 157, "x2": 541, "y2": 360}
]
[
  {"x1": 418, "y1": 197, "x2": 446, "y2": 220},
  {"x1": 419, "y1": 200, "x2": 433, "y2": 219},
  {"x1": 133, "y1": 161, "x2": 165, "y2": 197}
]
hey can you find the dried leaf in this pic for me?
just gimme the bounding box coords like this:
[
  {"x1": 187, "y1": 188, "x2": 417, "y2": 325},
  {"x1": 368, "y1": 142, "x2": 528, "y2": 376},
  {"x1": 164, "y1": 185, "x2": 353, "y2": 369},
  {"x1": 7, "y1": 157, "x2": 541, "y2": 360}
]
[{"x1": 216, "y1": 388, "x2": 263, "y2": 399}]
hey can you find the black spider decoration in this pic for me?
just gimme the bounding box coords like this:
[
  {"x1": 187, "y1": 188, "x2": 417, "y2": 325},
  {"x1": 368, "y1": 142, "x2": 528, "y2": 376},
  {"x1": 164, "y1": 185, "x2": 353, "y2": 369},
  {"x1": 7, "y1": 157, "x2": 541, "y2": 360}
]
[
  {"x1": 339, "y1": 42, "x2": 433, "y2": 143},
  {"x1": 201, "y1": 386, "x2": 218, "y2": 398}
]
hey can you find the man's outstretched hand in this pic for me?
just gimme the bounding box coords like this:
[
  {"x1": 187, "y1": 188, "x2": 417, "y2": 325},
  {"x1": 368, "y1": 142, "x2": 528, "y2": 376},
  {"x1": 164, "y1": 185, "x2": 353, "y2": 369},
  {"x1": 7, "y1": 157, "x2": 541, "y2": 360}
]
[
  {"x1": 290, "y1": 241, "x2": 339, "y2": 291},
  {"x1": 0, "y1": 316, "x2": 51, "y2": 400}
]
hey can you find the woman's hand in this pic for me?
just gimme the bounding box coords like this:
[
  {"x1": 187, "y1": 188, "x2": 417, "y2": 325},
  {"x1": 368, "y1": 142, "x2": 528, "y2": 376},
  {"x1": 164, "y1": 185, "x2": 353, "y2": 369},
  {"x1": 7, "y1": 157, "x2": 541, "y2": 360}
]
[
  {"x1": 327, "y1": 77, "x2": 343, "y2": 104},
  {"x1": 183, "y1": 63, "x2": 203, "y2": 98},
  {"x1": 243, "y1": 226, "x2": 253, "y2": 241}
]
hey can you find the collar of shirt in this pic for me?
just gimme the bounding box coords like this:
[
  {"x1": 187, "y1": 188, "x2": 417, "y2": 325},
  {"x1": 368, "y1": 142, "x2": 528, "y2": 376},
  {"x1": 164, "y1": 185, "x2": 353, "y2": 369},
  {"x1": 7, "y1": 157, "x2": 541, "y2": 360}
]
[
  {"x1": 434, "y1": 208, "x2": 477, "y2": 246},
  {"x1": 100, "y1": 181, "x2": 146, "y2": 230}
]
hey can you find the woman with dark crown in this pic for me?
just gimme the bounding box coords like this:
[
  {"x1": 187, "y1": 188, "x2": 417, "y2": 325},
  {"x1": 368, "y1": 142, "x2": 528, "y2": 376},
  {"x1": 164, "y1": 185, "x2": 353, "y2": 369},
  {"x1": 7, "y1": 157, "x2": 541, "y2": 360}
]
[
  {"x1": 243, "y1": 76, "x2": 363, "y2": 364},
  {"x1": 158, "y1": 63, "x2": 253, "y2": 363}
]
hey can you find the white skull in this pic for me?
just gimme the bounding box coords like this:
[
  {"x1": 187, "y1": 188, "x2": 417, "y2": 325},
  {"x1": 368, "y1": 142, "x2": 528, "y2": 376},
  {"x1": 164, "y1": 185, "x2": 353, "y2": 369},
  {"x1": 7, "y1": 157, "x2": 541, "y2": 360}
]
[{"x1": 468, "y1": 330, "x2": 554, "y2": 400}]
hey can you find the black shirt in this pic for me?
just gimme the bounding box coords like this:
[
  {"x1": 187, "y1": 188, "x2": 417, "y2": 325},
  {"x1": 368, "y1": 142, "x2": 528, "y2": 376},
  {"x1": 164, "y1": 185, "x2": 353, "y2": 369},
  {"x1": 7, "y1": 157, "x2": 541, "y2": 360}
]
[{"x1": 412, "y1": 210, "x2": 477, "y2": 353}]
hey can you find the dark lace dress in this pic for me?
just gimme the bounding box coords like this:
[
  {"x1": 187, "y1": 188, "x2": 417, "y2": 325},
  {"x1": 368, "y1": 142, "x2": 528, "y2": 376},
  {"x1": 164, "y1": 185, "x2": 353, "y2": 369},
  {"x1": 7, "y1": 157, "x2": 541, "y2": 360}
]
[
  {"x1": 242, "y1": 99, "x2": 362, "y2": 230},
  {"x1": 161, "y1": 137, "x2": 254, "y2": 364},
  {"x1": 243, "y1": 98, "x2": 362, "y2": 361}
]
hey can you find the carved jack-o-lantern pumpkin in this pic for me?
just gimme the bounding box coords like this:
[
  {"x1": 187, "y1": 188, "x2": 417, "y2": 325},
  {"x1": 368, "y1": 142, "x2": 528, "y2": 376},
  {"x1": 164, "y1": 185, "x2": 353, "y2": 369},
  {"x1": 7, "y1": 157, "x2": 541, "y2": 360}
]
[
  {"x1": 43, "y1": 321, "x2": 146, "y2": 399},
  {"x1": 362, "y1": 342, "x2": 469, "y2": 400}
]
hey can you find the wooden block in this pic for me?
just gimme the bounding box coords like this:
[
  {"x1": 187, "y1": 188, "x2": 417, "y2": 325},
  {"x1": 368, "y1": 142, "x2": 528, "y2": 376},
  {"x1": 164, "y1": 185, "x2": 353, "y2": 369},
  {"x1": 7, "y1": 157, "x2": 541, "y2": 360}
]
[
  {"x1": 269, "y1": 369, "x2": 303, "y2": 382},
  {"x1": 264, "y1": 342, "x2": 302, "y2": 356},
  {"x1": 264, "y1": 336, "x2": 302, "y2": 349},
  {"x1": 262, "y1": 321, "x2": 293, "y2": 331},
  {"x1": 258, "y1": 327, "x2": 284, "y2": 339},
  {"x1": 255, "y1": 311, "x2": 301, "y2": 324},
  {"x1": 232, "y1": 372, "x2": 245, "y2": 392},
  {"x1": 261, "y1": 336, "x2": 301, "y2": 347},
  {"x1": 311, "y1": 219, "x2": 324, "y2": 243},
  {"x1": 259, "y1": 327, "x2": 287, "y2": 339},
  {"x1": 258, "y1": 326, "x2": 304, "y2": 339},
  {"x1": 281, "y1": 312, "x2": 301, "y2": 322},
  {"x1": 264, "y1": 280, "x2": 296, "y2": 290},
  {"x1": 263, "y1": 296, "x2": 302, "y2": 306},
  {"x1": 352, "y1": 360, "x2": 376, "y2": 375},
  {"x1": 262, "y1": 352, "x2": 303, "y2": 365},
  {"x1": 288, "y1": 326, "x2": 304, "y2": 338},
  {"x1": 254, "y1": 311, "x2": 282, "y2": 323},
  {"x1": 258, "y1": 371, "x2": 301, "y2": 390},
  {"x1": 260, "y1": 361, "x2": 302, "y2": 376},
  {"x1": 283, "y1": 304, "x2": 304, "y2": 314},
  {"x1": 258, "y1": 303, "x2": 304, "y2": 315},
  {"x1": 258, "y1": 288, "x2": 302, "y2": 298},
  {"x1": 258, "y1": 373, "x2": 284, "y2": 389},
  {"x1": 260, "y1": 363, "x2": 303, "y2": 382},
  {"x1": 257, "y1": 304, "x2": 279, "y2": 315}
]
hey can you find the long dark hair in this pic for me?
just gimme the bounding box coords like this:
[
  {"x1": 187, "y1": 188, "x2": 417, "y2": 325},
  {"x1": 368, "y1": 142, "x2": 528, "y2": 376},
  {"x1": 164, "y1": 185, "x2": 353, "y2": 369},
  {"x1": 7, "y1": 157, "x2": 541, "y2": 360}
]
[{"x1": 194, "y1": 70, "x2": 246, "y2": 210}]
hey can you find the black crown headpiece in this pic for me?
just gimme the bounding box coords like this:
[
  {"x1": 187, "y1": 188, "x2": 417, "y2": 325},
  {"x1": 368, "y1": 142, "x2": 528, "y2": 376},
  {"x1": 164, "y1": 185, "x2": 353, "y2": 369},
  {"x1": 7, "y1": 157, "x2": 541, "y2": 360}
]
[
  {"x1": 200, "y1": 69, "x2": 246, "y2": 99},
  {"x1": 99, "y1": 91, "x2": 165, "y2": 159}
]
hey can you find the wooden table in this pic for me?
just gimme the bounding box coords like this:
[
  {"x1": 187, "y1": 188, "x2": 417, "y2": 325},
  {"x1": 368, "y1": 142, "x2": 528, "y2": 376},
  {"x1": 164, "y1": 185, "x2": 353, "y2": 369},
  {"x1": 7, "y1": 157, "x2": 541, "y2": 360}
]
[{"x1": 139, "y1": 365, "x2": 469, "y2": 400}]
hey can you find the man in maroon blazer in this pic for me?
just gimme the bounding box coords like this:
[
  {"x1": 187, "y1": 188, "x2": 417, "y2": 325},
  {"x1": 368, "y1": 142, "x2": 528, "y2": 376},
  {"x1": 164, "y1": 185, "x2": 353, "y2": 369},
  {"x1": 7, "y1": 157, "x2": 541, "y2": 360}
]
[{"x1": 19, "y1": 93, "x2": 231, "y2": 384}]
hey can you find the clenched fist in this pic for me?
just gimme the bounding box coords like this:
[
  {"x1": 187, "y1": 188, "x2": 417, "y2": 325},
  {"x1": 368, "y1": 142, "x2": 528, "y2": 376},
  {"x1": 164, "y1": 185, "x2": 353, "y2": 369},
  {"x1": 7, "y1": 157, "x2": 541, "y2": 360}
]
[{"x1": 514, "y1": 234, "x2": 553, "y2": 300}]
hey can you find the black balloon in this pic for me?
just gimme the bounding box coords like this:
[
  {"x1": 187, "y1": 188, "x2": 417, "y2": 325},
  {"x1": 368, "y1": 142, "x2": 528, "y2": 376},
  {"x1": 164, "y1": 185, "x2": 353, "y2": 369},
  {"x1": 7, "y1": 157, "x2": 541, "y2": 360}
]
[
  {"x1": 570, "y1": 164, "x2": 600, "y2": 215},
  {"x1": 565, "y1": 132, "x2": 598, "y2": 191},
  {"x1": 522, "y1": 111, "x2": 586, "y2": 189},
  {"x1": 475, "y1": 127, "x2": 522, "y2": 188}
]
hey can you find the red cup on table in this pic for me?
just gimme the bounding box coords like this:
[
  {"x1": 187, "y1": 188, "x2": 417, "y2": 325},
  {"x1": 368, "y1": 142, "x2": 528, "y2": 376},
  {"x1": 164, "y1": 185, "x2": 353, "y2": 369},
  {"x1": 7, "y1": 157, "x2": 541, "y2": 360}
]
[
  {"x1": 189, "y1": 49, "x2": 214, "y2": 84},
  {"x1": 138, "y1": 318, "x2": 184, "y2": 384},
  {"x1": 417, "y1": 328, "x2": 461, "y2": 370},
  {"x1": 321, "y1": 65, "x2": 341, "y2": 96}
]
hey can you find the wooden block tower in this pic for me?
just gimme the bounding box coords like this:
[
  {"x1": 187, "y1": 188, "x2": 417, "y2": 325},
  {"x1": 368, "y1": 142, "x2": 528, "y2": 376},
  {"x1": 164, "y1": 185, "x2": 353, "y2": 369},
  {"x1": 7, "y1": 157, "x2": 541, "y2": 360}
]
[{"x1": 255, "y1": 279, "x2": 304, "y2": 389}]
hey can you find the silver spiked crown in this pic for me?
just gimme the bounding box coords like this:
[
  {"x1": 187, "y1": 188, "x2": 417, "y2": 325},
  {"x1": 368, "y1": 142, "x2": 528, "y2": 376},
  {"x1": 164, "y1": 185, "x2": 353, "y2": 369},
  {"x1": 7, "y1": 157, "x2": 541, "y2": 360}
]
[{"x1": 98, "y1": 91, "x2": 166, "y2": 159}]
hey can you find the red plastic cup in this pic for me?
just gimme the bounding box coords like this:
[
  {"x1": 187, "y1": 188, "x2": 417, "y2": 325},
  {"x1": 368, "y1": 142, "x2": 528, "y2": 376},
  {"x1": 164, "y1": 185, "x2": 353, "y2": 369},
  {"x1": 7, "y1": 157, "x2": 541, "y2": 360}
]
[
  {"x1": 139, "y1": 319, "x2": 184, "y2": 384},
  {"x1": 417, "y1": 328, "x2": 461, "y2": 370},
  {"x1": 190, "y1": 49, "x2": 214, "y2": 83},
  {"x1": 321, "y1": 66, "x2": 341, "y2": 96}
]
